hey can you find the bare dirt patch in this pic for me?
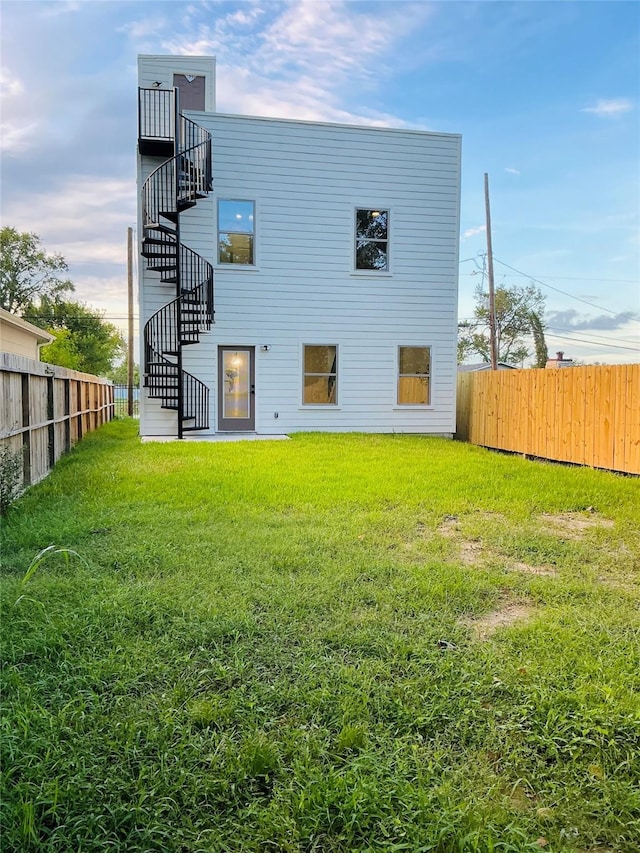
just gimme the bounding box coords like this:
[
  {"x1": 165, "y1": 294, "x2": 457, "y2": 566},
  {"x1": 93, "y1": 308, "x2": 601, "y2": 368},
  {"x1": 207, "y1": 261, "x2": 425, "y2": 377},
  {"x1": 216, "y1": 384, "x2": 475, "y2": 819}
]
[
  {"x1": 437, "y1": 515, "x2": 460, "y2": 538},
  {"x1": 459, "y1": 540, "x2": 485, "y2": 565},
  {"x1": 596, "y1": 575, "x2": 638, "y2": 593},
  {"x1": 462, "y1": 601, "x2": 534, "y2": 641},
  {"x1": 540, "y1": 512, "x2": 614, "y2": 540},
  {"x1": 508, "y1": 561, "x2": 557, "y2": 577}
]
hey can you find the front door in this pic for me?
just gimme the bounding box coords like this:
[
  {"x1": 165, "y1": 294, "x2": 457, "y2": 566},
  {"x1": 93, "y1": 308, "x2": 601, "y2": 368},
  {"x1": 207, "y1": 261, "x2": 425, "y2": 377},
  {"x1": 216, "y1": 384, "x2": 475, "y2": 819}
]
[{"x1": 218, "y1": 347, "x2": 255, "y2": 431}]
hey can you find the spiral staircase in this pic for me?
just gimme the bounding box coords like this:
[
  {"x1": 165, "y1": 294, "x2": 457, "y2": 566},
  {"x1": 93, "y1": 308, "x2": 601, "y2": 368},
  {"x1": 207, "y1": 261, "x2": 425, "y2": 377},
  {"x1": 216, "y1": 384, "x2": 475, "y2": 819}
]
[{"x1": 138, "y1": 88, "x2": 214, "y2": 437}]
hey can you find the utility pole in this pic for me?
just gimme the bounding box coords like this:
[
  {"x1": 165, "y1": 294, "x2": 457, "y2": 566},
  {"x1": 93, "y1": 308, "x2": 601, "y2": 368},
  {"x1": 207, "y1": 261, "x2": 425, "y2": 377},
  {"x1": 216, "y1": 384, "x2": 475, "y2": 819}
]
[
  {"x1": 484, "y1": 173, "x2": 498, "y2": 370},
  {"x1": 127, "y1": 226, "x2": 134, "y2": 416}
]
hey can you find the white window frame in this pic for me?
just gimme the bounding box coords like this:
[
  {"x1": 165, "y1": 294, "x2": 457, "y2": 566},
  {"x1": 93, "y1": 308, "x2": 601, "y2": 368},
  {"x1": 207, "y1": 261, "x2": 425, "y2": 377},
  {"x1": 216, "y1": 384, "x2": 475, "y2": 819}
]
[
  {"x1": 216, "y1": 199, "x2": 256, "y2": 267},
  {"x1": 396, "y1": 344, "x2": 432, "y2": 407},
  {"x1": 301, "y1": 343, "x2": 339, "y2": 407},
  {"x1": 352, "y1": 206, "x2": 391, "y2": 275}
]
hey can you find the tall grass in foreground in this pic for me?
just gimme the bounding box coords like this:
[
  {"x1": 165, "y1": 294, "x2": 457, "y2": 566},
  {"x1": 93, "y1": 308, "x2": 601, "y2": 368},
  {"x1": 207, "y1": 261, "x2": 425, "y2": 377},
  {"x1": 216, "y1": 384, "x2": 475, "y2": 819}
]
[{"x1": 1, "y1": 419, "x2": 639, "y2": 852}]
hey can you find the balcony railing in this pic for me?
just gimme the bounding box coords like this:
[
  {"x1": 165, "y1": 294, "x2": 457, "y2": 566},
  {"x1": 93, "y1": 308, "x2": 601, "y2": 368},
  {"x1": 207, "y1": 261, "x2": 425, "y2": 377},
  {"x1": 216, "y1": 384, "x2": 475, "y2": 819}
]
[{"x1": 138, "y1": 87, "x2": 175, "y2": 143}]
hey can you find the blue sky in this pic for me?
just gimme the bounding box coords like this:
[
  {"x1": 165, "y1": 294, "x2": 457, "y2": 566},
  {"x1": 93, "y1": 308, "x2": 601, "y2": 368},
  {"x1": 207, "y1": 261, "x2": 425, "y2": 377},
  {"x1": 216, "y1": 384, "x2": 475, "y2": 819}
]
[{"x1": 1, "y1": 0, "x2": 638, "y2": 363}]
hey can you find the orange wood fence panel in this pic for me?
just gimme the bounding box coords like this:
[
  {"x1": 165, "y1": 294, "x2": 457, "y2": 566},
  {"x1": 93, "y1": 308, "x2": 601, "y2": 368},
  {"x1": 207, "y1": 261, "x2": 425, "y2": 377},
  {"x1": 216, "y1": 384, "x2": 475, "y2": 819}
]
[{"x1": 456, "y1": 364, "x2": 640, "y2": 475}]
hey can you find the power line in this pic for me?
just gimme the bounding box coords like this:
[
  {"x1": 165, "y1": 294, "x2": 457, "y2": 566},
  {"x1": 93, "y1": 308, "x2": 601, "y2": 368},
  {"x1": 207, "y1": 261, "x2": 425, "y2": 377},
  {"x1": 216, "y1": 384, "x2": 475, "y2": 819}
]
[
  {"x1": 459, "y1": 257, "x2": 639, "y2": 285},
  {"x1": 546, "y1": 325, "x2": 640, "y2": 347},
  {"x1": 487, "y1": 273, "x2": 639, "y2": 284},
  {"x1": 493, "y1": 257, "x2": 636, "y2": 318},
  {"x1": 545, "y1": 333, "x2": 639, "y2": 353},
  {"x1": 458, "y1": 316, "x2": 639, "y2": 348}
]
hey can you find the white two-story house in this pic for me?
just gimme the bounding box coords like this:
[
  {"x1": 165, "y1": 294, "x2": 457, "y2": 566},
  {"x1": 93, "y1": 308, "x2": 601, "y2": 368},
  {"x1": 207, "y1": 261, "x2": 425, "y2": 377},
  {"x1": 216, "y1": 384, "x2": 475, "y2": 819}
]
[{"x1": 137, "y1": 55, "x2": 461, "y2": 438}]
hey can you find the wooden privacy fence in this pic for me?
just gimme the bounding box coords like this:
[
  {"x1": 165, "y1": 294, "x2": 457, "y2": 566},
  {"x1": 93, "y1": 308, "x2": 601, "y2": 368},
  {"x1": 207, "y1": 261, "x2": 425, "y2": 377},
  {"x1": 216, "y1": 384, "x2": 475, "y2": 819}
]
[
  {"x1": 456, "y1": 364, "x2": 640, "y2": 475},
  {"x1": 1, "y1": 353, "x2": 114, "y2": 490}
]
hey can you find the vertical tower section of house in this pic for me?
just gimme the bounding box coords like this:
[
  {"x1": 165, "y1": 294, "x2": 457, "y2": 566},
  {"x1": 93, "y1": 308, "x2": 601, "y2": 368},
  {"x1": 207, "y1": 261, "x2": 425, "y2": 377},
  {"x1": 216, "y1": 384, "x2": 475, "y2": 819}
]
[{"x1": 137, "y1": 55, "x2": 216, "y2": 437}]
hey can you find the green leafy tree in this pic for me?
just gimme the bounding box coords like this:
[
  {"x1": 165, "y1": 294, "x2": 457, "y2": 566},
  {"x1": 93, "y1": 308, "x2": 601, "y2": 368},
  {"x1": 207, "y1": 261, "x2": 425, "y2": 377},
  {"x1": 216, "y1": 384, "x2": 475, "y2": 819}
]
[
  {"x1": 0, "y1": 227, "x2": 74, "y2": 313},
  {"x1": 458, "y1": 282, "x2": 546, "y2": 366},
  {"x1": 530, "y1": 310, "x2": 549, "y2": 369},
  {"x1": 26, "y1": 298, "x2": 125, "y2": 376},
  {"x1": 39, "y1": 328, "x2": 80, "y2": 370},
  {"x1": 108, "y1": 361, "x2": 140, "y2": 386}
]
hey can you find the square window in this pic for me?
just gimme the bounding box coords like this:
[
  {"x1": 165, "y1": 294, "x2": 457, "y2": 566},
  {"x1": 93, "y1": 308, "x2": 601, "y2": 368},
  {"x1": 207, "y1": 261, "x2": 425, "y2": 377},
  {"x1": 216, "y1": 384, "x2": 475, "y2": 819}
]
[
  {"x1": 218, "y1": 200, "x2": 255, "y2": 264},
  {"x1": 398, "y1": 346, "x2": 430, "y2": 405},
  {"x1": 303, "y1": 345, "x2": 337, "y2": 405},
  {"x1": 355, "y1": 209, "x2": 389, "y2": 271}
]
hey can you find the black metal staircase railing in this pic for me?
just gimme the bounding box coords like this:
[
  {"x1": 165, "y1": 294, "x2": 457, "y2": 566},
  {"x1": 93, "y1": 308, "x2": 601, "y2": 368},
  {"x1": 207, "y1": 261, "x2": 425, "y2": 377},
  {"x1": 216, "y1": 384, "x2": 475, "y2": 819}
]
[{"x1": 139, "y1": 88, "x2": 214, "y2": 436}]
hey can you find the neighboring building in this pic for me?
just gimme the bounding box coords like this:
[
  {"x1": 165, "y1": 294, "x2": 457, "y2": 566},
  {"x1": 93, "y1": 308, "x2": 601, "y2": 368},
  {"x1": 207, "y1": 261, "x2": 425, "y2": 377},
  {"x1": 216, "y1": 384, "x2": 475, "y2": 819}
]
[
  {"x1": 458, "y1": 362, "x2": 517, "y2": 372},
  {"x1": 137, "y1": 55, "x2": 462, "y2": 438},
  {"x1": 546, "y1": 351, "x2": 574, "y2": 368},
  {"x1": 0, "y1": 308, "x2": 54, "y2": 360}
]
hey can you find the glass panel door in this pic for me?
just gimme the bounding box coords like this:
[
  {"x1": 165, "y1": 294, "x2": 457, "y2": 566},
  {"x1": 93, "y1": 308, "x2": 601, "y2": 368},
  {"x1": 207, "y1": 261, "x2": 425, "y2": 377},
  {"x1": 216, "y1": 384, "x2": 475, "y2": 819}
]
[{"x1": 218, "y1": 347, "x2": 255, "y2": 431}]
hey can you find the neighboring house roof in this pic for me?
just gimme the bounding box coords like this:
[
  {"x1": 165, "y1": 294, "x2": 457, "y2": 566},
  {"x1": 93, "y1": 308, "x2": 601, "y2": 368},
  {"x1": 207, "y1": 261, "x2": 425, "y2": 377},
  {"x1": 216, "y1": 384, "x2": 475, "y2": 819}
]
[
  {"x1": 458, "y1": 362, "x2": 517, "y2": 372},
  {"x1": 0, "y1": 308, "x2": 55, "y2": 359}
]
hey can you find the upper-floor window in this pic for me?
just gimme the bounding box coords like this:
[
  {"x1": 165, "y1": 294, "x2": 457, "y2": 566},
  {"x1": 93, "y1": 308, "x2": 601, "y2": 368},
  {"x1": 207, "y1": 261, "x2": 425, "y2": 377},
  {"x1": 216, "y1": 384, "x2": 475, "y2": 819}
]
[
  {"x1": 218, "y1": 200, "x2": 255, "y2": 265},
  {"x1": 397, "y1": 346, "x2": 431, "y2": 405},
  {"x1": 303, "y1": 345, "x2": 338, "y2": 405},
  {"x1": 355, "y1": 208, "x2": 389, "y2": 271}
]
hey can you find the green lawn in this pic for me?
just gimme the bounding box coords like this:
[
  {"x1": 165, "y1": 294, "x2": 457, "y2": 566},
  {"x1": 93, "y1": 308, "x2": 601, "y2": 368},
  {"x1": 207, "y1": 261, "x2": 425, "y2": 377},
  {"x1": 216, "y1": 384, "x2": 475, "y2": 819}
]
[{"x1": 1, "y1": 419, "x2": 639, "y2": 853}]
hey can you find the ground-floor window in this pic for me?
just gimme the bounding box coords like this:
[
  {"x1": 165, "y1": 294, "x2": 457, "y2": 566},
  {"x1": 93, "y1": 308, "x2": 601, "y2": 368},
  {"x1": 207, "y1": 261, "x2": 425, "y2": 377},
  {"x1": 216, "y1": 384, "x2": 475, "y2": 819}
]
[
  {"x1": 303, "y1": 345, "x2": 337, "y2": 404},
  {"x1": 397, "y1": 346, "x2": 431, "y2": 405}
]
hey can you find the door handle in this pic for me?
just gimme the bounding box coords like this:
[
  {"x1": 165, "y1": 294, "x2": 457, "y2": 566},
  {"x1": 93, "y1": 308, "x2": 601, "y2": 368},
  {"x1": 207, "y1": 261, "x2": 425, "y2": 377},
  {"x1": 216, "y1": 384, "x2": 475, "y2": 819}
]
[{"x1": 251, "y1": 384, "x2": 255, "y2": 395}]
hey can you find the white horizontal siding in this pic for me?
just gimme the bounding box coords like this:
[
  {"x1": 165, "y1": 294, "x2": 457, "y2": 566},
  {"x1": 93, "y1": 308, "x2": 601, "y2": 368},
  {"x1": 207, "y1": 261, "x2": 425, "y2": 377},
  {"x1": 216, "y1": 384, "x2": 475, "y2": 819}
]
[
  {"x1": 138, "y1": 55, "x2": 216, "y2": 111},
  {"x1": 138, "y1": 107, "x2": 461, "y2": 436}
]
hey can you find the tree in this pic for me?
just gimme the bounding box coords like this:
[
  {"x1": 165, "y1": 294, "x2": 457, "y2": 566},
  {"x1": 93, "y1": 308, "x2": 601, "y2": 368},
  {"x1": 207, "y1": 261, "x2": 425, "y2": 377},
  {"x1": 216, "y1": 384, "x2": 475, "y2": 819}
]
[
  {"x1": 0, "y1": 227, "x2": 74, "y2": 314},
  {"x1": 26, "y1": 298, "x2": 125, "y2": 376},
  {"x1": 458, "y1": 282, "x2": 547, "y2": 366},
  {"x1": 107, "y1": 361, "x2": 141, "y2": 386},
  {"x1": 529, "y1": 310, "x2": 549, "y2": 369}
]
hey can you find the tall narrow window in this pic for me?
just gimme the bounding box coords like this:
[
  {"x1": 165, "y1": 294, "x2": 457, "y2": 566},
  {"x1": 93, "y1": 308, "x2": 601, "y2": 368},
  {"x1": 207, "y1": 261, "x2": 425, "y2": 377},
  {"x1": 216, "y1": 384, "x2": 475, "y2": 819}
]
[
  {"x1": 303, "y1": 345, "x2": 337, "y2": 405},
  {"x1": 355, "y1": 209, "x2": 389, "y2": 271},
  {"x1": 218, "y1": 200, "x2": 255, "y2": 264},
  {"x1": 398, "y1": 346, "x2": 431, "y2": 405}
]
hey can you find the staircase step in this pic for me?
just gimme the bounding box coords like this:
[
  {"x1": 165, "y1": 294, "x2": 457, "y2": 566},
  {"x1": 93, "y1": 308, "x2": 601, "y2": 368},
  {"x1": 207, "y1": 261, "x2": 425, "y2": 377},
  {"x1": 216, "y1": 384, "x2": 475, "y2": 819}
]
[
  {"x1": 160, "y1": 211, "x2": 178, "y2": 223},
  {"x1": 143, "y1": 246, "x2": 177, "y2": 256},
  {"x1": 148, "y1": 223, "x2": 176, "y2": 236},
  {"x1": 145, "y1": 377, "x2": 177, "y2": 384},
  {"x1": 148, "y1": 264, "x2": 177, "y2": 273},
  {"x1": 143, "y1": 236, "x2": 176, "y2": 246},
  {"x1": 143, "y1": 254, "x2": 177, "y2": 264}
]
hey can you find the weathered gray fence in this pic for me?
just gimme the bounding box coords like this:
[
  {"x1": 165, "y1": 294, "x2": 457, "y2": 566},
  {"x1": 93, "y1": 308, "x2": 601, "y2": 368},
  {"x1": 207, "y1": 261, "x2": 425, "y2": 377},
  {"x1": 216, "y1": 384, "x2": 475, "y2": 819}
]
[{"x1": 0, "y1": 353, "x2": 114, "y2": 490}]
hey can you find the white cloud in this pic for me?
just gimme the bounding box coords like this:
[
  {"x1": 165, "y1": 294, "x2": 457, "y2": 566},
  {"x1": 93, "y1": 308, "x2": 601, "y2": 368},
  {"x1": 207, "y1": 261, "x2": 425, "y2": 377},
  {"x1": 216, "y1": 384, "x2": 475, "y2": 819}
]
[
  {"x1": 5, "y1": 176, "x2": 133, "y2": 241},
  {"x1": 0, "y1": 67, "x2": 23, "y2": 97},
  {"x1": 40, "y1": 2, "x2": 81, "y2": 18},
  {"x1": 582, "y1": 98, "x2": 633, "y2": 117},
  {"x1": 3, "y1": 176, "x2": 134, "y2": 317},
  {"x1": 118, "y1": 16, "x2": 170, "y2": 41},
  {"x1": 215, "y1": 65, "x2": 413, "y2": 126},
  {"x1": 0, "y1": 120, "x2": 39, "y2": 152},
  {"x1": 463, "y1": 225, "x2": 486, "y2": 239},
  {"x1": 159, "y1": 1, "x2": 429, "y2": 127},
  {"x1": 505, "y1": 167, "x2": 520, "y2": 175}
]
